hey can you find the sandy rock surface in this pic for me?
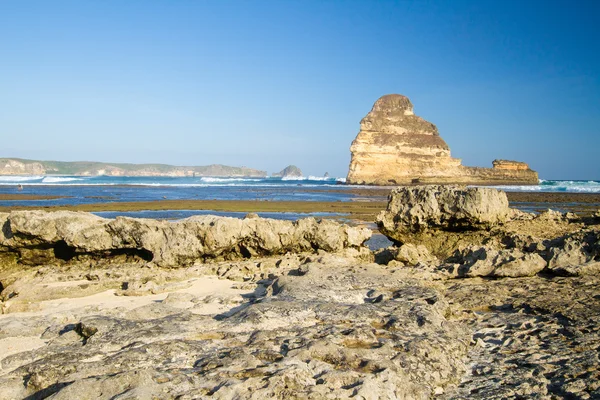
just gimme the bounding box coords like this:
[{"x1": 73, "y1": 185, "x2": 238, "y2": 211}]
[
  {"x1": 1, "y1": 188, "x2": 599, "y2": 399},
  {"x1": 0, "y1": 254, "x2": 470, "y2": 399}
]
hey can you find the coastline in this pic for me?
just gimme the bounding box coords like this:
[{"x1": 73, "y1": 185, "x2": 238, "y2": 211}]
[
  {"x1": 1, "y1": 185, "x2": 598, "y2": 398},
  {"x1": 1, "y1": 191, "x2": 599, "y2": 219}
]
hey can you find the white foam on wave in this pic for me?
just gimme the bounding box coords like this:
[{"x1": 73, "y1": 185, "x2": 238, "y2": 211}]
[
  {"x1": 200, "y1": 177, "x2": 262, "y2": 183},
  {"x1": 307, "y1": 176, "x2": 337, "y2": 181},
  {"x1": 491, "y1": 179, "x2": 600, "y2": 193},
  {"x1": 280, "y1": 176, "x2": 339, "y2": 181},
  {"x1": 0, "y1": 175, "x2": 44, "y2": 182},
  {"x1": 41, "y1": 176, "x2": 86, "y2": 183}
]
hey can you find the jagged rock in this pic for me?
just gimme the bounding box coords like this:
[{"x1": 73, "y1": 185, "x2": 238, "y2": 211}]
[
  {"x1": 447, "y1": 245, "x2": 547, "y2": 278},
  {"x1": 394, "y1": 243, "x2": 437, "y2": 266},
  {"x1": 346, "y1": 94, "x2": 538, "y2": 185},
  {"x1": 0, "y1": 211, "x2": 371, "y2": 267},
  {"x1": 544, "y1": 232, "x2": 600, "y2": 276},
  {"x1": 377, "y1": 185, "x2": 511, "y2": 241},
  {"x1": 547, "y1": 238, "x2": 590, "y2": 274},
  {"x1": 0, "y1": 159, "x2": 46, "y2": 175},
  {"x1": 272, "y1": 165, "x2": 303, "y2": 178}
]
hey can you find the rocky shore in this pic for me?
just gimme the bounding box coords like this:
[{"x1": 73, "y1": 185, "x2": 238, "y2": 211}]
[{"x1": 1, "y1": 186, "x2": 599, "y2": 399}]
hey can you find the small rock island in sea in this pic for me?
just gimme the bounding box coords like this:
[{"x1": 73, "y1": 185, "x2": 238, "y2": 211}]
[
  {"x1": 272, "y1": 165, "x2": 303, "y2": 178},
  {"x1": 347, "y1": 94, "x2": 538, "y2": 185}
]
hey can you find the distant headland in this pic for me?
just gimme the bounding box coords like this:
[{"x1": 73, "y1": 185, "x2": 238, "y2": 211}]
[
  {"x1": 0, "y1": 158, "x2": 267, "y2": 178},
  {"x1": 347, "y1": 94, "x2": 539, "y2": 185}
]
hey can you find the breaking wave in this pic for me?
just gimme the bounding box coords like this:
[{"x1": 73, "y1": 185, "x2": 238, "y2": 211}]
[
  {"x1": 491, "y1": 179, "x2": 600, "y2": 193},
  {"x1": 0, "y1": 175, "x2": 44, "y2": 182},
  {"x1": 41, "y1": 176, "x2": 86, "y2": 183},
  {"x1": 281, "y1": 176, "x2": 338, "y2": 181}
]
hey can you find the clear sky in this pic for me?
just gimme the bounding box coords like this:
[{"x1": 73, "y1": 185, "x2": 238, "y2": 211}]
[{"x1": 1, "y1": 0, "x2": 598, "y2": 179}]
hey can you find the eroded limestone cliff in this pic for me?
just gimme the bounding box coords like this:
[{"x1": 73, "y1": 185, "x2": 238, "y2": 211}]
[{"x1": 347, "y1": 94, "x2": 539, "y2": 185}]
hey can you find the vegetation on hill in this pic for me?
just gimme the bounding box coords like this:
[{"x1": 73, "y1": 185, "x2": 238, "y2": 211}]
[{"x1": 0, "y1": 158, "x2": 267, "y2": 177}]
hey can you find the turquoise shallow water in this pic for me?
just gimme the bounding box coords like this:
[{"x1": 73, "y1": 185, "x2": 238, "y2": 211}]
[
  {"x1": 490, "y1": 179, "x2": 600, "y2": 193},
  {"x1": 0, "y1": 176, "x2": 354, "y2": 207}
]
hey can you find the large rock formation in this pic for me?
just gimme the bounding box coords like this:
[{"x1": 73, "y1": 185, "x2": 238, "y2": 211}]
[
  {"x1": 0, "y1": 211, "x2": 371, "y2": 267},
  {"x1": 0, "y1": 159, "x2": 45, "y2": 175},
  {"x1": 376, "y1": 185, "x2": 600, "y2": 279},
  {"x1": 272, "y1": 165, "x2": 303, "y2": 178},
  {"x1": 347, "y1": 94, "x2": 539, "y2": 185},
  {"x1": 377, "y1": 185, "x2": 512, "y2": 236}
]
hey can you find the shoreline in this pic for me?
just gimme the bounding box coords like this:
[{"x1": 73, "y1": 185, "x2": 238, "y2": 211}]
[
  {"x1": 0, "y1": 199, "x2": 388, "y2": 221},
  {"x1": 0, "y1": 186, "x2": 598, "y2": 398},
  {"x1": 1, "y1": 191, "x2": 599, "y2": 219}
]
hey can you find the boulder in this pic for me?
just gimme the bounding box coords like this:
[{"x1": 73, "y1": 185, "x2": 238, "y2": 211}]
[
  {"x1": 394, "y1": 243, "x2": 437, "y2": 266},
  {"x1": 377, "y1": 185, "x2": 511, "y2": 241},
  {"x1": 448, "y1": 245, "x2": 547, "y2": 278}
]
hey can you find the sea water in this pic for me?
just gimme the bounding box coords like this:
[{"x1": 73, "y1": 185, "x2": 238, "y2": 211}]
[
  {"x1": 0, "y1": 176, "x2": 598, "y2": 219},
  {"x1": 491, "y1": 179, "x2": 600, "y2": 193},
  {"x1": 0, "y1": 176, "x2": 358, "y2": 219}
]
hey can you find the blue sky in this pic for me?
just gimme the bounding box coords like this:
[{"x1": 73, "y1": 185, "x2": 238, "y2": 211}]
[{"x1": 1, "y1": 0, "x2": 598, "y2": 179}]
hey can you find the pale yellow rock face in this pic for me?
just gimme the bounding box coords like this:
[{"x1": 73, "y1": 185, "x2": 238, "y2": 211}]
[
  {"x1": 347, "y1": 94, "x2": 538, "y2": 185},
  {"x1": 0, "y1": 159, "x2": 45, "y2": 175}
]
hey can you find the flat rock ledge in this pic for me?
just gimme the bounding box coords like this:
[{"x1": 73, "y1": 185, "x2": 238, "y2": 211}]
[
  {"x1": 0, "y1": 211, "x2": 372, "y2": 267},
  {"x1": 0, "y1": 256, "x2": 471, "y2": 399}
]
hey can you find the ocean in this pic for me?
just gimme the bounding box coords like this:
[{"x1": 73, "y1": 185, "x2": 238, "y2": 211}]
[{"x1": 1, "y1": 175, "x2": 599, "y2": 220}]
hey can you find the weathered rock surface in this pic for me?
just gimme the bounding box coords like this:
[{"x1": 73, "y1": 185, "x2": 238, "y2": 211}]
[
  {"x1": 444, "y1": 275, "x2": 600, "y2": 399},
  {"x1": 1, "y1": 187, "x2": 599, "y2": 399},
  {"x1": 377, "y1": 185, "x2": 600, "y2": 279},
  {"x1": 377, "y1": 185, "x2": 512, "y2": 239},
  {"x1": 346, "y1": 94, "x2": 538, "y2": 185},
  {"x1": 0, "y1": 255, "x2": 471, "y2": 399},
  {"x1": 0, "y1": 211, "x2": 371, "y2": 267}
]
